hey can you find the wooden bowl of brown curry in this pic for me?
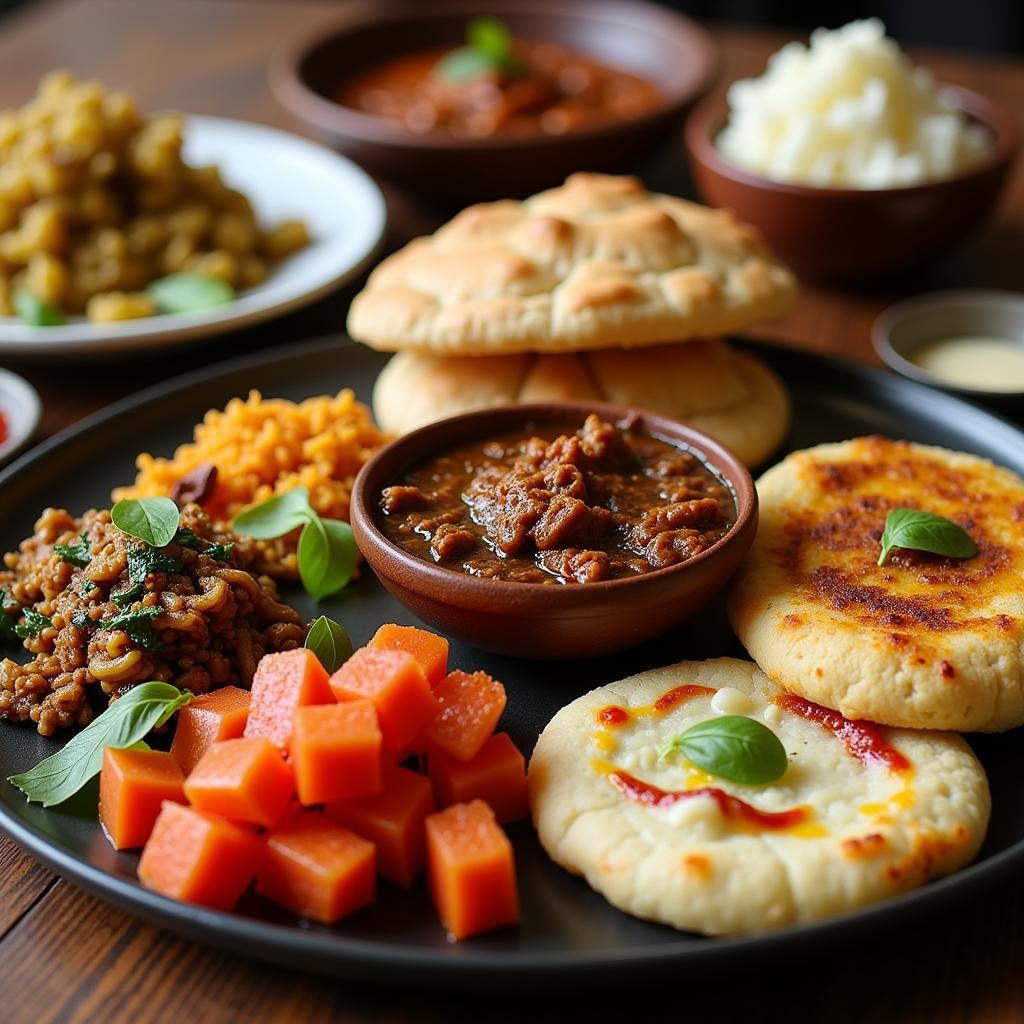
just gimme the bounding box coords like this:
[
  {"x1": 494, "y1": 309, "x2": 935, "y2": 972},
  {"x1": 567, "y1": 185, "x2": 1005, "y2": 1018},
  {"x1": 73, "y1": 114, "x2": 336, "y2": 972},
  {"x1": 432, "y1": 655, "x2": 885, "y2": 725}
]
[{"x1": 350, "y1": 402, "x2": 757, "y2": 659}]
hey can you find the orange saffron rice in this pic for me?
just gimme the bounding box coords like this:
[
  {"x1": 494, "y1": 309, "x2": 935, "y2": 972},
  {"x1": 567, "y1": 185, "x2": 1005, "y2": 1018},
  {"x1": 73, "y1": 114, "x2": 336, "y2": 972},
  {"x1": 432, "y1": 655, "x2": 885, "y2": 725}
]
[{"x1": 113, "y1": 389, "x2": 387, "y2": 575}]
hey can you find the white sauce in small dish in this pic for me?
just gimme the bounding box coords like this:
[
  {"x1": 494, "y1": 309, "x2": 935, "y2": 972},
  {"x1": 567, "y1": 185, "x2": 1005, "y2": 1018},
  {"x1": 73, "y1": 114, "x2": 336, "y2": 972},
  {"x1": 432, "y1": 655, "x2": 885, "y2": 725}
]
[{"x1": 909, "y1": 336, "x2": 1024, "y2": 392}]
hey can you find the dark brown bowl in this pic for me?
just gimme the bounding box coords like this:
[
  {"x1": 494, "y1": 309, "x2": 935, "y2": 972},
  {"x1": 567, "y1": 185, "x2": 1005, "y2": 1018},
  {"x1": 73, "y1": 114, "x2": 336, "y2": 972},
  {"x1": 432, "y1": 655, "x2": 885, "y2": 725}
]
[
  {"x1": 269, "y1": 0, "x2": 717, "y2": 202},
  {"x1": 685, "y1": 86, "x2": 1019, "y2": 282},
  {"x1": 349, "y1": 402, "x2": 757, "y2": 660}
]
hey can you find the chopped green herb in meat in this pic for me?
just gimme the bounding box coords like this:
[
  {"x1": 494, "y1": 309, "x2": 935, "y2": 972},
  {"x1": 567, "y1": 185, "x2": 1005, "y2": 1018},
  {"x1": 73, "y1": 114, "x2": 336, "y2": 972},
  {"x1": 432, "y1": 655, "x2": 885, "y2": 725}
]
[
  {"x1": 15, "y1": 609, "x2": 53, "y2": 639},
  {"x1": 99, "y1": 605, "x2": 163, "y2": 650},
  {"x1": 53, "y1": 534, "x2": 92, "y2": 568},
  {"x1": 111, "y1": 545, "x2": 184, "y2": 607},
  {"x1": 174, "y1": 526, "x2": 234, "y2": 563}
]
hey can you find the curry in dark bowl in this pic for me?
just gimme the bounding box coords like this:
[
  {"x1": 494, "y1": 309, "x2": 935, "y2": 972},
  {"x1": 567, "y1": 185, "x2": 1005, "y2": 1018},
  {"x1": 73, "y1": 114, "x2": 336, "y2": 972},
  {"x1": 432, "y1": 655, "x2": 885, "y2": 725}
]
[{"x1": 379, "y1": 414, "x2": 736, "y2": 585}]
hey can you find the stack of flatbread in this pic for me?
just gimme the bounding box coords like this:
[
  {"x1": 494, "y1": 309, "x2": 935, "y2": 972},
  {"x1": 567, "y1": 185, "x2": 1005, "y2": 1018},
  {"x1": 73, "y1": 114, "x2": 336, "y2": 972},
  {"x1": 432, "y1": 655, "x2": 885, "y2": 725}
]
[{"x1": 348, "y1": 173, "x2": 798, "y2": 467}]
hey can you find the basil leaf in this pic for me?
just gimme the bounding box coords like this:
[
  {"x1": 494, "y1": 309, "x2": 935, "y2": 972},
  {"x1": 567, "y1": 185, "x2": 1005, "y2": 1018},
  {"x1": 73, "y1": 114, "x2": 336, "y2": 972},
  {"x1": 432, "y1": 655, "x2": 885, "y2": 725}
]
[
  {"x1": 468, "y1": 15, "x2": 513, "y2": 64},
  {"x1": 99, "y1": 605, "x2": 163, "y2": 650},
  {"x1": 436, "y1": 46, "x2": 497, "y2": 83},
  {"x1": 7, "y1": 682, "x2": 192, "y2": 807},
  {"x1": 304, "y1": 615, "x2": 353, "y2": 673},
  {"x1": 147, "y1": 273, "x2": 235, "y2": 315},
  {"x1": 659, "y1": 715, "x2": 788, "y2": 786},
  {"x1": 15, "y1": 609, "x2": 52, "y2": 639},
  {"x1": 111, "y1": 497, "x2": 181, "y2": 548},
  {"x1": 13, "y1": 289, "x2": 64, "y2": 326},
  {"x1": 0, "y1": 591, "x2": 19, "y2": 645},
  {"x1": 297, "y1": 516, "x2": 357, "y2": 600},
  {"x1": 877, "y1": 508, "x2": 978, "y2": 567},
  {"x1": 53, "y1": 534, "x2": 91, "y2": 568},
  {"x1": 232, "y1": 487, "x2": 313, "y2": 540}
]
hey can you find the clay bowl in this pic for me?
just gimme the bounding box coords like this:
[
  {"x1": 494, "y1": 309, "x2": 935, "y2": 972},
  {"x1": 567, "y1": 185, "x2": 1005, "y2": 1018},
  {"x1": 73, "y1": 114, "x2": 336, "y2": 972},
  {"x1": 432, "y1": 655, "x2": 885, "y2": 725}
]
[
  {"x1": 685, "y1": 86, "x2": 1018, "y2": 282},
  {"x1": 269, "y1": 0, "x2": 717, "y2": 203},
  {"x1": 349, "y1": 402, "x2": 757, "y2": 660}
]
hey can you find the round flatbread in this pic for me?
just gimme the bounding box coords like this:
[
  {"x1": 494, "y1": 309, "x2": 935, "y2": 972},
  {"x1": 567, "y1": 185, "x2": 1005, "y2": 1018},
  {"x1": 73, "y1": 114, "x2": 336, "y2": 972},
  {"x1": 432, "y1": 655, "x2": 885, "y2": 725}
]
[
  {"x1": 529, "y1": 658, "x2": 989, "y2": 936},
  {"x1": 729, "y1": 437, "x2": 1024, "y2": 732},
  {"x1": 348, "y1": 173, "x2": 796, "y2": 355},
  {"x1": 372, "y1": 340, "x2": 791, "y2": 467}
]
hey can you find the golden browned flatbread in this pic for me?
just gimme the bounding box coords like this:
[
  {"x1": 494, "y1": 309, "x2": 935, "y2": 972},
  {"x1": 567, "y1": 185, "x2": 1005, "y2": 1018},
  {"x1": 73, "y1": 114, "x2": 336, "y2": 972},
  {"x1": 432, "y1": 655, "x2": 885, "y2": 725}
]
[
  {"x1": 372, "y1": 340, "x2": 790, "y2": 468},
  {"x1": 729, "y1": 437, "x2": 1024, "y2": 731},
  {"x1": 348, "y1": 173, "x2": 797, "y2": 355}
]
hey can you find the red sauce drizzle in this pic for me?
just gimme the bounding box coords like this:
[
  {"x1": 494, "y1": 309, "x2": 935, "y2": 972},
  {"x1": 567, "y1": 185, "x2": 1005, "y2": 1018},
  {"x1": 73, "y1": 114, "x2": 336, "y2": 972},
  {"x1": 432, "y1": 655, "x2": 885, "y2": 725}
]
[
  {"x1": 608, "y1": 771, "x2": 807, "y2": 830},
  {"x1": 653, "y1": 685, "x2": 715, "y2": 712},
  {"x1": 774, "y1": 693, "x2": 910, "y2": 773},
  {"x1": 597, "y1": 705, "x2": 629, "y2": 726}
]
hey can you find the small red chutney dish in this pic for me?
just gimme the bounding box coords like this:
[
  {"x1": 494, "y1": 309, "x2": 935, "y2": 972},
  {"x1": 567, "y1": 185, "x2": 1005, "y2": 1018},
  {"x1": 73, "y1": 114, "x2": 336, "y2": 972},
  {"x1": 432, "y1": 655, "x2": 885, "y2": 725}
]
[{"x1": 349, "y1": 402, "x2": 757, "y2": 659}]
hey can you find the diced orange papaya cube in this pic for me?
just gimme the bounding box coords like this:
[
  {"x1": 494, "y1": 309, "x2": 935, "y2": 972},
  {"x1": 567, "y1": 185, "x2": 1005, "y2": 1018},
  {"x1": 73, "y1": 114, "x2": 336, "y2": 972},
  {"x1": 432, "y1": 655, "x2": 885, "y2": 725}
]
[
  {"x1": 290, "y1": 700, "x2": 382, "y2": 806},
  {"x1": 428, "y1": 732, "x2": 528, "y2": 824},
  {"x1": 184, "y1": 737, "x2": 295, "y2": 827},
  {"x1": 424, "y1": 670, "x2": 506, "y2": 763},
  {"x1": 99, "y1": 747, "x2": 186, "y2": 850},
  {"x1": 369, "y1": 624, "x2": 449, "y2": 688},
  {"x1": 139, "y1": 801, "x2": 263, "y2": 911},
  {"x1": 425, "y1": 800, "x2": 519, "y2": 941},
  {"x1": 328, "y1": 647, "x2": 438, "y2": 751},
  {"x1": 171, "y1": 686, "x2": 250, "y2": 775},
  {"x1": 326, "y1": 762, "x2": 434, "y2": 887},
  {"x1": 257, "y1": 810, "x2": 375, "y2": 924},
  {"x1": 244, "y1": 648, "x2": 334, "y2": 751}
]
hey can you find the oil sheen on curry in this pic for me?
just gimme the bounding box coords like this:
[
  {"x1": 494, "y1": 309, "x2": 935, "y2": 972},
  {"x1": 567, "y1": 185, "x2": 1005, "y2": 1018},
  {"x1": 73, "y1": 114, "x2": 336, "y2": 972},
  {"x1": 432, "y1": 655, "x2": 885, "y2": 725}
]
[
  {"x1": 338, "y1": 39, "x2": 661, "y2": 138},
  {"x1": 378, "y1": 414, "x2": 736, "y2": 584}
]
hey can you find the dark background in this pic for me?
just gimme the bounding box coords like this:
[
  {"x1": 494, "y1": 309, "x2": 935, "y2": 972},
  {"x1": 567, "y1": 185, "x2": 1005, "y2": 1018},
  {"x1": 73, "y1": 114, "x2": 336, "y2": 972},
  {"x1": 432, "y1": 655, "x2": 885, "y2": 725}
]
[{"x1": 0, "y1": 0, "x2": 1021, "y2": 55}]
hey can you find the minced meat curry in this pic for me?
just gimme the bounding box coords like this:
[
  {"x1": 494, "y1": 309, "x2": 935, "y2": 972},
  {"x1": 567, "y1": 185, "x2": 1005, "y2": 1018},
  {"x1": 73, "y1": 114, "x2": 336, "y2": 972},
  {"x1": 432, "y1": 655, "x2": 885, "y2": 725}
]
[
  {"x1": 0, "y1": 504, "x2": 306, "y2": 735},
  {"x1": 379, "y1": 415, "x2": 736, "y2": 584}
]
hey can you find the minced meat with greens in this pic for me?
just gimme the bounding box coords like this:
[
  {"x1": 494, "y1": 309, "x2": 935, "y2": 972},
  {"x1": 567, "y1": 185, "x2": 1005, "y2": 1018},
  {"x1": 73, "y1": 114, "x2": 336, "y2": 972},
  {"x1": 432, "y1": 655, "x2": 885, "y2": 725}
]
[{"x1": 0, "y1": 503, "x2": 306, "y2": 735}]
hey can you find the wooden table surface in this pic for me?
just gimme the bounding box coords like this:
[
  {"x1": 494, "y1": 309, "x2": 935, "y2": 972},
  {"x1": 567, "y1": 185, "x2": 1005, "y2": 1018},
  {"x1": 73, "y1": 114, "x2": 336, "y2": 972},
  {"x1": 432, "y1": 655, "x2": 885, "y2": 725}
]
[{"x1": 1, "y1": 1, "x2": 1023, "y2": 1020}]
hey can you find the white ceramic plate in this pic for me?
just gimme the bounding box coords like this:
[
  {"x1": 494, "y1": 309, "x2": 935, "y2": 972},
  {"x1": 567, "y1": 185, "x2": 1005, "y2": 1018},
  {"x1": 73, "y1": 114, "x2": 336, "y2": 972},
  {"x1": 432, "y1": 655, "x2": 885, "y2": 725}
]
[
  {"x1": 0, "y1": 368, "x2": 41, "y2": 463},
  {"x1": 0, "y1": 115, "x2": 387, "y2": 357}
]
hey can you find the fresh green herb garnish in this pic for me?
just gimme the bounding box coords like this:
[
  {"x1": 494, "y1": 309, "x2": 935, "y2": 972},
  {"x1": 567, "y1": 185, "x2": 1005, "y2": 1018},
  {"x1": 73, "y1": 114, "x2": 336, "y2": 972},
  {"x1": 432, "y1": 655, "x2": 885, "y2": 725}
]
[
  {"x1": 436, "y1": 16, "x2": 523, "y2": 82},
  {"x1": 877, "y1": 508, "x2": 978, "y2": 567},
  {"x1": 13, "y1": 289, "x2": 64, "y2": 327},
  {"x1": 15, "y1": 609, "x2": 53, "y2": 639},
  {"x1": 297, "y1": 517, "x2": 357, "y2": 601},
  {"x1": 111, "y1": 546, "x2": 184, "y2": 607},
  {"x1": 53, "y1": 534, "x2": 92, "y2": 568},
  {"x1": 173, "y1": 526, "x2": 233, "y2": 563},
  {"x1": 7, "y1": 682, "x2": 192, "y2": 806},
  {"x1": 70, "y1": 612, "x2": 94, "y2": 631},
  {"x1": 233, "y1": 487, "x2": 356, "y2": 600},
  {"x1": 304, "y1": 615, "x2": 353, "y2": 674},
  {"x1": 111, "y1": 497, "x2": 181, "y2": 548},
  {"x1": 0, "y1": 591, "x2": 19, "y2": 644},
  {"x1": 99, "y1": 605, "x2": 163, "y2": 650},
  {"x1": 147, "y1": 273, "x2": 235, "y2": 315},
  {"x1": 659, "y1": 715, "x2": 788, "y2": 786}
]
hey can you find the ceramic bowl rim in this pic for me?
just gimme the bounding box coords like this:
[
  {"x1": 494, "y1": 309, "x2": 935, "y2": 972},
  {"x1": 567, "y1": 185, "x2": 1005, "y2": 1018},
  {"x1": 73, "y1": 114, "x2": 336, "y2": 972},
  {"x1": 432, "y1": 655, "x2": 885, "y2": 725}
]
[
  {"x1": 872, "y1": 288, "x2": 1024, "y2": 399},
  {"x1": 685, "y1": 84, "x2": 1019, "y2": 200},
  {"x1": 349, "y1": 400, "x2": 756, "y2": 612},
  {"x1": 269, "y1": 0, "x2": 718, "y2": 153}
]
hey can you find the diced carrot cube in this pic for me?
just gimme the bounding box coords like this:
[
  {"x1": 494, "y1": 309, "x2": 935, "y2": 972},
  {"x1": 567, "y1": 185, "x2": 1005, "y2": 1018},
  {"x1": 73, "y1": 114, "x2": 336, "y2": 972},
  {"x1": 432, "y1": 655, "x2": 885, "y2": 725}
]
[
  {"x1": 428, "y1": 733, "x2": 528, "y2": 824},
  {"x1": 326, "y1": 763, "x2": 434, "y2": 887},
  {"x1": 290, "y1": 700, "x2": 382, "y2": 806},
  {"x1": 424, "y1": 670, "x2": 506, "y2": 763},
  {"x1": 184, "y1": 737, "x2": 295, "y2": 827},
  {"x1": 425, "y1": 800, "x2": 519, "y2": 941},
  {"x1": 257, "y1": 810, "x2": 375, "y2": 924},
  {"x1": 171, "y1": 686, "x2": 250, "y2": 775},
  {"x1": 139, "y1": 801, "x2": 263, "y2": 911},
  {"x1": 244, "y1": 648, "x2": 334, "y2": 751},
  {"x1": 370, "y1": 624, "x2": 449, "y2": 688},
  {"x1": 329, "y1": 647, "x2": 438, "y2": 751},
  {"x1": 99, "y1": 747, "x2": 186, "y2": 850}
]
